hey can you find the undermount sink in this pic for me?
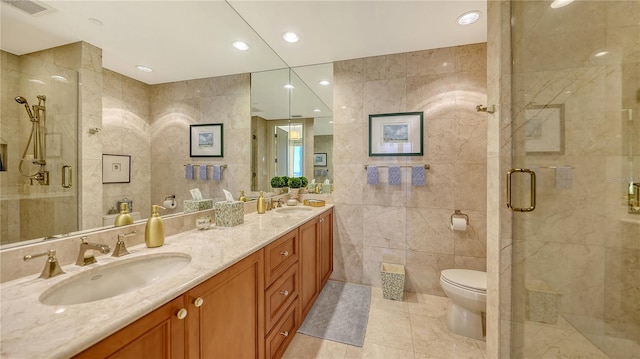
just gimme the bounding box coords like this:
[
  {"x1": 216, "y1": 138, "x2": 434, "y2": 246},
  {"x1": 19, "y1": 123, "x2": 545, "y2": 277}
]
[
  {"x1": 275, "y1": 207, "x2": 313, "y2": 213},
  {"x1": 39, "y1": 253, "x2": 191, "y2": 306}
]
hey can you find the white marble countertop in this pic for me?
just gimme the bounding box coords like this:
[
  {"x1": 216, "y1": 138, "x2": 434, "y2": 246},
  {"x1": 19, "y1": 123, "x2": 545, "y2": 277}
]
[{"x1": 0, "y1": 205, "x2": 333, "y2": 359}]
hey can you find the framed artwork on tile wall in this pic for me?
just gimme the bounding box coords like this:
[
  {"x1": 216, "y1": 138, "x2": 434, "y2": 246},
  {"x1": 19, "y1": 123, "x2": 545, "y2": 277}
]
[
  {"x1": 102, "y1": 154, "x2": 131, "y2": 184},
  {"x1": 524, "y1": 104, "x2": 564, "y2": 154},
  {"x1": 314, "y1": 153, "x2": 327, "y2": 166},
  {"x1": 190, "y1": 123, "x2": 224, "y2": 157},
  {"x1": 369, "y1": 112, "x2": 423, "y2": 156}
]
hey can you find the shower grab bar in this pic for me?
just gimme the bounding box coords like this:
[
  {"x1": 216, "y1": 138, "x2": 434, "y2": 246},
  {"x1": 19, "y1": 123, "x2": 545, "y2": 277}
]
[
  {"x1": 62, "y1": 165, "x2": 72, "y2": 188},
  {"x1": 506, "y1": 168, "x2": 536, "y2": 212}
]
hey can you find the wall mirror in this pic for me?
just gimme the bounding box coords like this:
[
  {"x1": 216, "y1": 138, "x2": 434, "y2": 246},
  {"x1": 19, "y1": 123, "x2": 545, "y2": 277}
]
[
  {"x1": 250, "y1": 64, "x2": 333, "y2": 193},
  {"x1": 0, "y1": 1, "x2": 334, "y2": 248}
]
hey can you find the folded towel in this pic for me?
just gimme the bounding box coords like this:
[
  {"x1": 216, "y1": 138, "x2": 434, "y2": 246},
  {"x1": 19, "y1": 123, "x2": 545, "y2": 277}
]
[
  {"x1": 388, "y1": 166, "x2": 401, "y2": 185},
  {"x1": 367, "y1": 166, "x2": 379, "y2": 185},
  {"x1": 555, "y1": 166, "x2": 572, "y2": 189},
  {"x1": 212, "y1": 165, "x2": 222, "y2": 181},
  {"x1": 412, "y1": 166, "x2": 426, "y2": 186},
  {"x1": 199, "y1": 165, "x2": 208, "y2": 180},
  {"x1": 185, "y1": 164, "x2": 194, "y2": 180}
]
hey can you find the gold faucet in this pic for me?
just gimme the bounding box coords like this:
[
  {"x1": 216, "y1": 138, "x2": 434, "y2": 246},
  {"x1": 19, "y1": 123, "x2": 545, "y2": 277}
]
[
  {"x1": 112, "y1": 231, "x2": 136, "y2": 257},
  {"x1": 23, "y1": 249, "x2": 65, "y2": 279},
  {"x1": 76, "y1": 236, "x2": 111, "y2": 266}
]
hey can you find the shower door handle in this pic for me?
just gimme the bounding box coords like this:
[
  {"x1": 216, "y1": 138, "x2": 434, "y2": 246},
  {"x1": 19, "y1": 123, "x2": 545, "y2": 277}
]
[
  {"x1": 506, "y1": 168, "x2": 536, "y2": 212},
  {"x1": 62, "y1": 165, "x2": 72, "y2": 188}
]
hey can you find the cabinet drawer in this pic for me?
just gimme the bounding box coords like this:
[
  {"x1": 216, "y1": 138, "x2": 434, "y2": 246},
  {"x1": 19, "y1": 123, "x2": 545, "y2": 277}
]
[
  {"x1": 265, "y1": 301, "x2": 298, "y2": 359},
  {"x1": 264, "y1": 229, "x2": 298, "y2": 287},
  {"x1": 265, "y1": 263, "x2": 298, "y2": 333}
]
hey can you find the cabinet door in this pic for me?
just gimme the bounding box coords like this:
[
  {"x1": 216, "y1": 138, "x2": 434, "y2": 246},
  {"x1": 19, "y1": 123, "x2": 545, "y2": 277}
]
[
  {"x1": 74, "y1": 296, "x2": 186, "y2": 359},
  {"x1": 186, "y1": 250, "x2": 264, "y2": 359},
  {"x1": 299, "y1": 219, "x2": 319, "y2": 319},
  {"x1": 319, "y1": 209, "x2": 333, "y2": 286}
]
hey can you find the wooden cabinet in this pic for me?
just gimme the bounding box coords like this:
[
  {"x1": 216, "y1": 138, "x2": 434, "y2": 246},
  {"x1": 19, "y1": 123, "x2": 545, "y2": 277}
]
[
  {"x1": 74, "y1": 295, "x2": 187, "y2": 359},
  {"x1": 186, "y1": 250, "x2": 264, "y2": 359},
  {"x1": 76, "y1": 209, "x2": 332, "y2": 359},
  {"x1": 299, "y1": 208, "x2": 333, "y2": 319}
]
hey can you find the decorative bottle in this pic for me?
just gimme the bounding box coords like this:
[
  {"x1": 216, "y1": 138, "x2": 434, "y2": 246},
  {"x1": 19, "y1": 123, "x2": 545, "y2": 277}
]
[
  {"x1": 145, "y1": 205, "x2": 166, "y2": 248},
  {"x1": 114, "y1": 202, "x2": 133, "y2": 227}
]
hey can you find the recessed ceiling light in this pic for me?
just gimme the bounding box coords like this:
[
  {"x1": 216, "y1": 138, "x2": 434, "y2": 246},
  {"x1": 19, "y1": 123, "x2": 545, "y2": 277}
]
[
  {"x1": 593, "y1": 51, "x2": 609, "y2": 57},
  {"x1": 282, "y1": 32, "x2": 300, "y2": 43},
  {"x1": 313, "y1": 109, "x2": 321, "y2": 112},
  {"x1": 550, "y1": 0, "x2": 574, "y2": 8},
  {"x1": 457, "y1": 11, "x2": 481, "y2": 25},
  {"x1": 318, "y1": 80, "x2": 330, "y2": 86},
  {"x1": 284, "y1": 84, "x2": 295, "y2": 89},
  {"x1": 232, "y1": 41, "x2": 249, "y2": 51},
  {"x1": 28, "y1": 79, "x2": 46, "y2": 85},
  {"x1": 136, "y1": 65, "x2": 153, "y2": 73},
  {"x1": 88, "y1": 18, "x2": 103, "y2": 26},
  {"x1": 329, "y1": 121, "x2": 333, "y2": 124}
]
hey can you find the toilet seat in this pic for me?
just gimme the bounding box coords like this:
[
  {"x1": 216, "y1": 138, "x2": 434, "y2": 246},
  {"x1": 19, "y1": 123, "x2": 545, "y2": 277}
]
[{"x1": 441, "y1": 269, "x2": 486, "y2": 293}]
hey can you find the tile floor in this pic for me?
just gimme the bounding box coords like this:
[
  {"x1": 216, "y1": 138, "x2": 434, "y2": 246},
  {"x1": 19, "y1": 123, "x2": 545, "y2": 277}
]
[{"x1": 283, "y1": 287, "x2": 487, "y2": 359}]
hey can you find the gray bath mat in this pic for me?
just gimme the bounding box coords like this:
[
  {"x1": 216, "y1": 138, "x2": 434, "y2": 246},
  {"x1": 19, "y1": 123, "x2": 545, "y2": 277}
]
[{"x1": 297, "y1": 280, "x2": 371, "y2": 347}]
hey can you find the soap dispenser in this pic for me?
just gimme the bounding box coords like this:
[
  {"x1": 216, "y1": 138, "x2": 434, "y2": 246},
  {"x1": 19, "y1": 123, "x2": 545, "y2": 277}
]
[
  {"x1": 145, "y1": 205, "x2": 166, "y2": 248},
  {"x1": 257, "y1": 191, "x2": 266, "y2": 214},
  {"x1": 114, "y1": 202, "x2": 133, "y2": 227}
]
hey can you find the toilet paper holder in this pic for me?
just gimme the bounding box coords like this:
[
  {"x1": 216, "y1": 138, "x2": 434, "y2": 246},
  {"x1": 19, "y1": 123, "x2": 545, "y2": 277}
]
[{"x1": 450, "y1": 210, "x2": 469, "y2": 226}]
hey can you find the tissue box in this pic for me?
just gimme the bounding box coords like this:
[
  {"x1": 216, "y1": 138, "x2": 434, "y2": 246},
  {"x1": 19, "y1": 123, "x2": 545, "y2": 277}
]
[
  {"x1": 214, "y1": 201, "x2": 244, "y2": 227},
  {"x1": 184, "y1": 199, "x2": 214, "y2": 213}
]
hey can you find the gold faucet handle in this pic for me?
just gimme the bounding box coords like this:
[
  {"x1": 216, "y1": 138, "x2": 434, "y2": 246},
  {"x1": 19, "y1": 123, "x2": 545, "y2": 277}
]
[
  {"x1": 113, "y1": 231, "x2": 136, "y2": 257},
  {"x1": 23, "y1": 249, "x2": 65, "y2": 279}
]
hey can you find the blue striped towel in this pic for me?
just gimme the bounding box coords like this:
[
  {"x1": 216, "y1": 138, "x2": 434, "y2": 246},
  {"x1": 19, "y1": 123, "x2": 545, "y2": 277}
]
[
  {"x1": 212, "y1": 165, "x2": 222, "y2": 181},
  {"x1": 185, "y1": 164, "x2": 194, "y2": 180},
  {"x1": 388, "y1": 166, "x2": 401, "y2": 185},
  {"x1": 412, "y1": 166, "x2": 426, "y2": 186},
  {"x1": 199, "y1": 165, "x2": 208, "y2": 180},
  {"x1": 366, "y1": 166, "x2": 379, "y2": 185}
]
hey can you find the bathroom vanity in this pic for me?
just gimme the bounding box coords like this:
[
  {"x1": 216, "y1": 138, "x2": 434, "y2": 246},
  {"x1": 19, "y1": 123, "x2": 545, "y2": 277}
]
[{"x1": 0, "y1": 206, "x2": 333, "y2": 359}]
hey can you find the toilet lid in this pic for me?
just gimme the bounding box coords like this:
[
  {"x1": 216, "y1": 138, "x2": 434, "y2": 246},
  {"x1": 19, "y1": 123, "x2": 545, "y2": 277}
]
[{"x1": 441, "y1": 269, "x2": 486, "y2": 291}]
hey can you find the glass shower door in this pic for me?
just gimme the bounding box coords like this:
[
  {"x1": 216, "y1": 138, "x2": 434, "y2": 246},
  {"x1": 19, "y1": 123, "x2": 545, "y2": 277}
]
[{"x1": 509, "y1": 1, "x2": 639, "y2": 358}]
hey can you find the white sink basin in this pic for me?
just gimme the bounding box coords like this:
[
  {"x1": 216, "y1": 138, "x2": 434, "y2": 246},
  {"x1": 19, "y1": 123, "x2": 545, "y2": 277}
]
[
  {"x1": 275, "y1": 207, "x2": 313, "y2": 213},
  {"x1": 39, "y1": 253, "x2": 191, "y2": 306}
]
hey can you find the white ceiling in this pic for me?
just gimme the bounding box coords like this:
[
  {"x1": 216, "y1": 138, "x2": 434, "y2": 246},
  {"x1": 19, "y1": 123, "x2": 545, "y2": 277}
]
[{"x1": 1, "y1": 0, "x2": 487, "y2": 119}]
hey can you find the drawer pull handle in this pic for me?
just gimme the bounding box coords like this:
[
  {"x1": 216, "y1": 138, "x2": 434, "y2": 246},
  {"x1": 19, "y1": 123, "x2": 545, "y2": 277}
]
[
  {"x1": 176, "y1": 308, "x2": 188, "y2": 320},
  {"x1": 280, "y1": 331, "x2": 289, "y2": 337},
  {"x1": 280, "y1": 290, "x2": 289, "y2": 296},
  {"x1": 280, "y1": 251, "x2": 289, "y2": 257},
  {"x1": 194, "y1": 297, "x2": 204, "y2": 307}
]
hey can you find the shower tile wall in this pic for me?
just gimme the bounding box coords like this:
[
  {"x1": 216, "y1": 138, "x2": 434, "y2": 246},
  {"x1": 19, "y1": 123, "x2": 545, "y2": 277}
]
[
  {"x1": 508, "y1": 1, "x2": 639, "y2": 358},
  {"x1": 0, "y1": 46, "x2": 80, "y2": 243},
  {"x1": 149, "y1": 74, "x2": 252, "y2": 210},
  {"x1": 331, "y1": 43, "x2": 488, "y2": 295},
  {"x1": 102, "y1": 69, "x2": 151, "y2": 218}
]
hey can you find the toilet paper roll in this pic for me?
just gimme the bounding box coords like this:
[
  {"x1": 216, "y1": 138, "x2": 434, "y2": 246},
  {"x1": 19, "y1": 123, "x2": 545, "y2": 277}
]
[
  {"x1": 163, "y1": 199, "x2": 177, "y2": 209},
  {"x1": 451, "y1": 217, "x2": 467, "y2": 231}
]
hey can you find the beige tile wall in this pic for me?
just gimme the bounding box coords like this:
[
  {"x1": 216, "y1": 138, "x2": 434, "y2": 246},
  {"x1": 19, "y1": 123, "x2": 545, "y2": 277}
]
[
  {"x1": 102, "y1": 69, "x2": 151, "y2": 218},
  {"x1": 149, "y1": 74, "x2": 252, "y2": 211},
  {"x1": 332, "y1": 43, "x2": 488, "y2": 295}
]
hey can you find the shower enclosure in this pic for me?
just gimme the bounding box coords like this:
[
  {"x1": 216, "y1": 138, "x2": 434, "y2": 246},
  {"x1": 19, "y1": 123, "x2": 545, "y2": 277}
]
[
  {"x1": 508, "y1": 1, "x2": 639, "y2": 358},
  {"x1": 0, "y1": 52, "x2": 79, "y2": 245}
]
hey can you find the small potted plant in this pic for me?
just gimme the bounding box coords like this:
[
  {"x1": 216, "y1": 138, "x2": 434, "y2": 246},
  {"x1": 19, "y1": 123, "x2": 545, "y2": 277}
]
[
  {"x1": 270, "y1": 176, "x2": 285, "y2": 195},
  {"x1": 281, "y1": 176, "x2": 290, "y2": 193},
  {"x1": 288, "y1": 177, "x2": 303, "y2": 200},
  {"x1": 299, "y1": 176, "x2": 309, "y2": 193}
]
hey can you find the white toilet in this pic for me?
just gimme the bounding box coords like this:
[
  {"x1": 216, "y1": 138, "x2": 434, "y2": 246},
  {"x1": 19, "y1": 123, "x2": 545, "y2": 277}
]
[{"x1": 439, "y1": 269, "x2": 487, "y2": 340}]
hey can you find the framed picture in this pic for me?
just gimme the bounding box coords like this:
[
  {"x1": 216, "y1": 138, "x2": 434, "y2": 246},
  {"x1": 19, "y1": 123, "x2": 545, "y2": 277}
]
[
  {"x1": 102, "y1": 154, "x2": 131, "y2": 184},
  {"x1": 369, "y1": 112, "x2": 423, "y2": 156},
  {"x1": 524, "y1": 104, "x2": 564, "y2": 154},
  {"x1": 190, "y1": 123, "x2": 223, "y2": 157},
  {"x1": 314, "y1": 153, "x2": 327, "y2": 166}
]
